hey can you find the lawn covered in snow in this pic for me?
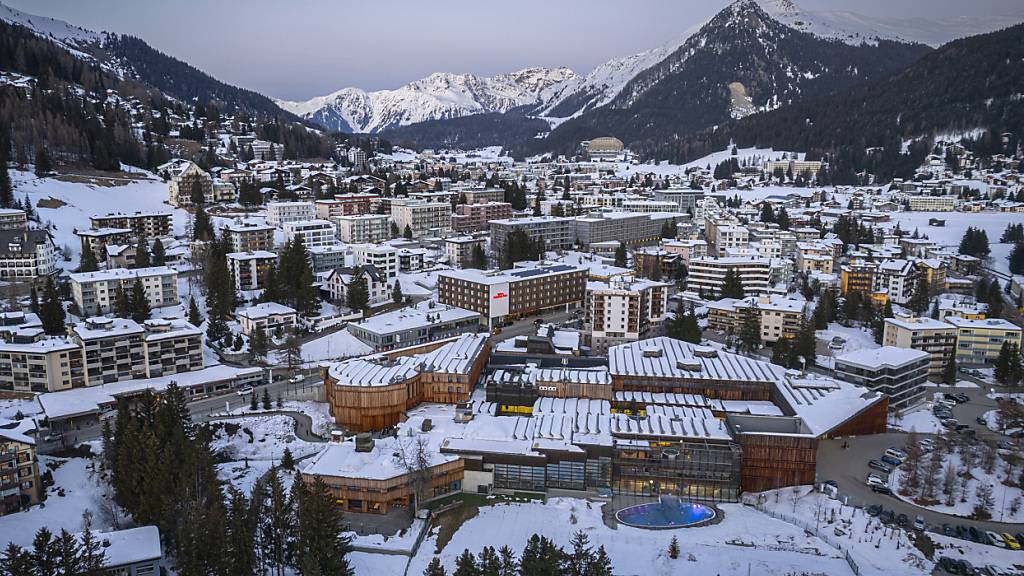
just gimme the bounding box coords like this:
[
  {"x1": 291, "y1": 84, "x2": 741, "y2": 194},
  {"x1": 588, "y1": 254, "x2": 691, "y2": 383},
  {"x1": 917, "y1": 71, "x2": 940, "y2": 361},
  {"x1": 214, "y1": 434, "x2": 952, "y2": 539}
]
[{"x1": 402, "y1": 497, "x2": 854, "y2": 576}]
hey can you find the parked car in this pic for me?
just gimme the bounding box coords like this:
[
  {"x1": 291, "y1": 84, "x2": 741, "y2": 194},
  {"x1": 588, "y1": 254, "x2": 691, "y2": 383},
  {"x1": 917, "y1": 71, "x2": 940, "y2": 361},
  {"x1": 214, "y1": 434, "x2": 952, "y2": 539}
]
[
  {"x1": 987, "y1": 531, "x2": 1008, "y2": 548},
  {"x1": 822, "y1": 479, "x2": 838, "y2": 488},
  {"x1": 1002, "y1": 533, "x2": 1020, "y2": 550},
  {"x1": 942, "y1": 418, "x2": 960, "y2": 428},
  {"x1": 938, "y1": 556, "x2": 959, "y2": 574},
  {"x1": 885, "y1": 448, "x2": 908, "y2": 462},
  {"x1": 978, "y1": 416, "x2": 990, "y2": 425},
  {"x1": 237, "y1": 386, "x2": 254, "y2": 396},
  {"x1": 1015, "y1": 532, "x2": 1024, "y2": 546},
  {"x1": 867, "y1": 504, "x2": 882, "y2": 517},
  {"x1": 969, "y1": 526, "x2": 981, "y2": 542},
  {"x1": 869, "y1": 460, "x2": 893, "y2": 474},
  {"x1": 881, "y1": 454, "x2": 903, "y2": 467},
  {"x1": 289, "y1": 374, "x2": 304, "y2": 384},
  {"x1": 871, "y1": 484, "x2": 893, "y2": 495},
  {"x1": 941, "y1": 523, "x2": 954, "y2": 536},
  {"x1": 913, "y1": 515, "x2": 926, "y2": 531},
  {"x1": 896, "y1": 513, "x2": 908, "y2": 527},
  {"x1": 879, "y1": 510, "x2": 894, "y2": 524},
  {"x1": 955, "y1": 525, "x2": 969, "y2": 540},
  {"x1": 955, "y1": 393, "x2": 970, "y2": 403},
  {"x1": 829, "y1": 337, "x2": 846, "y2": 350},
  {"x1": 866, "y1": 473, "x2": 886, "y2": 487}
]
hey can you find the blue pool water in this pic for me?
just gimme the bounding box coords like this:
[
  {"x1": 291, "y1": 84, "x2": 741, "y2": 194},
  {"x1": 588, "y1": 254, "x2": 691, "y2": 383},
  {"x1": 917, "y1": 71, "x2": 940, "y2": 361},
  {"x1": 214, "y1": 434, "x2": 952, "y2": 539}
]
[{"x1": 615, "y1": 495, "x2": 716, "y2": 529}]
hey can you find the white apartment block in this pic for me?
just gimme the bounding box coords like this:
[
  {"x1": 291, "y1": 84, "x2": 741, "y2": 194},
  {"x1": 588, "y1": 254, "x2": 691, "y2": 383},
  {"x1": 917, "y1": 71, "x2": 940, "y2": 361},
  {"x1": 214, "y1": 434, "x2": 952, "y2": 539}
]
[
  {"x1": 687, "y1": 257, "x2": 772, "y2": 297},
  {"x1": 390, "y1": 199, "x2": 452, "y2": 239},
  {"x1": 237, "y1": 303, "x2": 298, "y2": 337},
  {"x1": 223, "y1": 222, "x2": 276, "y2": 253},
  {"x1": 226, "y1": 251, "x2": 277, "y2": 291},
  {"x1": 282, "y1": 219, "x2": 338, "y2": 249},
  {"x1": 907, "y1": 196, "x2": 957, "y2": 212},
  {"x1": 335, "y1": 214, "x2": 389, "y2": 244},
  {"x1": 351, "y1": 244, "x2": 398, "y2": 280},
  {"x1": 874, "y1": 259, "x2": 918, "y2": 306},
  {"x1": 445, "y1": 236, "x2": 485, "y2": 269},
  {"x1": 266, "y1": 201, "x2": 315, "y2": 226},
  {"x1": 0, "y1": 230, "x2": 57, "y2": 280},
  {"x1": 661, "y1": 239, "x2": 707, "y2": 266},
  {"x1": 585, "y1": 275, "x2": 668, "y2": 354},
  {"x1": 69, "y1": 267, "x2": 179, "y2": 316},
  {"x1": 714, "y1": 224, "x2": 749, "y2": 257}
]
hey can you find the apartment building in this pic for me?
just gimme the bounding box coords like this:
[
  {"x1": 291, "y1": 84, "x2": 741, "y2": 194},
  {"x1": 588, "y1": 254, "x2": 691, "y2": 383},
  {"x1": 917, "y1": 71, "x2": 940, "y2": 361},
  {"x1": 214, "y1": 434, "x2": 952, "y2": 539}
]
[
  {"x1": 266, "y1": 201, "x2": 315, "y2": 226},
  {"x1": 652, "y1": 189, "x2": 704, "y2": 213},
  {"x1": 390, "y1": 199, "x2": 452, "y2": 239},
  {"x1": 451, "y1": 202, "x2": 513, "y2": 233},
  {"x1": 76, "y1": 228, "x2": 133, "y2": 256},
  {"x1": 574, "y1": 212, "x2": 680, "y2": 248},
  {"x1": 251, "y1": 140, "x2": 284, "y2": 161},
  {"x1": 0, "y1": 230, "x2": 57, "y2": 281},
  {"x1": 840, "y1": 261, "x2": 877, "y2": 297},
  {"x1": 835, "y1": 347, "x2": 929, "y2": 411},
  {"x1": 323, "y1": 266, "x2": 390, "y2": 306},
  {"x1": 335, "y1": 214, "x2": 389, "y2": 244},
  {"x1": 331, "y1": 193, "x2": 378, "y2": 216},
  {"x1": 0, "y1": 209, "x2": 27, "y2": 231},
  {"x1": 714, "y1": 224, "x2": 750, "y2": 257},
  {"x1": 585, "y1": 275, "x2": 668, "y2": 354},
  {"x1": 438, "y1": 264, "x2": 587, "y2": 327},
  {"x1": 69, "y1": 317, "x2": 143, "y2": 385},
  {"x1": 946, "y1": 317, "x2": 1023, "y2": 365},
  {"x1": 351, "y1": 244, "x2": 398, "y2": 280},
  {"x1": 69, "y1": 267, "x2": 179, "y2": 317},
  {"x1": 661, "y1": 239, "x2": 708, "y2": 266},
  {"x1": 445, "y1": 236, "x2": 485, "y2": 269},
  {"x1": 795, "y1": 242, "x2": 834, "y2": 275},
  {"x1": 227, "y1": 251, "x2": 277, "y2": 291},
  {"x1": 138, "y1": 318, "x2": 204, "y2": 379},
  {"x1": 283, "y1": 219, "x2": 338, "y2": 248},
  {"x1": 90, "y1": 212, "x2": 172, "y2": 239},
  {"x1": 0, "y1": 337, "x2": 84, "y2": 393},
  {"x1": 236, "y1": 303, "x2": 298, "y2": 337},
  {"x1": 460, "y1": 188, "x2": 505, "y2": 205},
  {"x1": 167, "y1": 162, "x2": 212, "y2": 207},
  {"x1": 874, "y1": 259, "x2": 918, "y2": 306},
  {"x1": 907, "y1": 196, "x2": 957, "y2": 212},
  {"x1": 223, "y1": 222, "x2": 276, "y2": 253},
  {"x1": 687, "y1": 257, "x2": 772, "y2": 297},
  {"x1": 307, "y1": 244, "x2": 348, "y2": 274},
  {"x1": 0, "y1": 424, "x2": 39, "y2": 515},
  {"x1": 706, "y1": 295, "x2": 805, "y2": 343},
  {"x1": 490, "y1": 216, "x2": 574, "y2": 262},
  {"x1": 882, "y1": 316, "x2": 956, "y2": 376},
  {"x1": 763, "y1": 160, "x2": 826, "y2": 180},
  {"x1": 348, "y1": 300, "x2": 481, "y2": 352}
]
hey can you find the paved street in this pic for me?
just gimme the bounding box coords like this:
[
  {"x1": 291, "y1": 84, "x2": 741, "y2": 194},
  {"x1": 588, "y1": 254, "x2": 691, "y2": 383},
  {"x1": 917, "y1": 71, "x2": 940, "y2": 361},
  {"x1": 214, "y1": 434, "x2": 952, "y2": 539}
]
[{"x1": 490, "y1": 308, "x2": 576, "y2": 343}]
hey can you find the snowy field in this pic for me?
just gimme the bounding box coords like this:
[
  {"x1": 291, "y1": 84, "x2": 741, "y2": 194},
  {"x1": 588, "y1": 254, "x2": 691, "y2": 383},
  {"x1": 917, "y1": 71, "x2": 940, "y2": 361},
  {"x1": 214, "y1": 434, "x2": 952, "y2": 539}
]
[
  {"x1": 12, "y1": 169, "x2": 187, "y2": 268},
  {"x1": 402, "y1": 497, "x2": 855, "y2": 576},
  {"x1": 0, "y1": 456, "x2": 117, "y2": 549},
  {"x1": 271, "y1": 327, "x2": 371, "y2": 366},
  {"x1": 227, "y1": 400, "x2": 336, "y2": 438},
  {"x1": 209, "y1": 414, "x2": 322, "y2": 462}
]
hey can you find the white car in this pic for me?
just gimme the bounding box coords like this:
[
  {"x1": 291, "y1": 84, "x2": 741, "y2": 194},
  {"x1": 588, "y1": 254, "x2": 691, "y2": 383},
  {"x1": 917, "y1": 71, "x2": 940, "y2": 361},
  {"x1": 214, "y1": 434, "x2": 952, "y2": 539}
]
[
  {"x1": 289, "y1": 374, "x2": 304, "y2": 384},
  {"x1": 237, "y1": 386, "x2": 254, "y2": 397},
  {"x1": 866, "y1": 474, "x2": 886, "y2": 487}
]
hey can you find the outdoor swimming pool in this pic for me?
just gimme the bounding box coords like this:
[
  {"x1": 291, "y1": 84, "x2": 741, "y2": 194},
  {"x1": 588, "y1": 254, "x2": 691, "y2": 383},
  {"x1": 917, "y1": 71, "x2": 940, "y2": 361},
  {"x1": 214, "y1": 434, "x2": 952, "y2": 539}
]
[{"x1": 615, "y1": 495, "x2": 717, "y2": 529}]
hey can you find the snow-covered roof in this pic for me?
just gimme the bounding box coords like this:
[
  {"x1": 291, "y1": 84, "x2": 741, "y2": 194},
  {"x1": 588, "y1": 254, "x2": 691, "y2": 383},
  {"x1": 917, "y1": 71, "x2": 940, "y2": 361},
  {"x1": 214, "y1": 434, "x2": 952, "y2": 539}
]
[
  {"x1": 834, "y1": 346, "x2": 930, "y2": 370},
  {"x1": 226, "y1": 250, "x2": 277, "y2": 261},
  {"x1": 352, "y1": 301, "x2": 478, "y2": 336},
  {"x1": 91, "y1": 526, "x2": 162, "y2": 568},
  {"x1": 883, "y1": 316, "x2": 954, "y2": 331},
  {"x1": 945, "y1": 317, "x2": 1023, "y2": 331},
  {"x1": 237, "y1": 302, "x2": 297, "y2": 320},
  {"x1": 773, "y1": 373, "x2": 886, "y2": 437},
  {"x1": 609, "y1": 337, "x2": 785, "y2": 383},
  {"x1": 68, "y1": 266, "x2": 176, "y2": 283}
]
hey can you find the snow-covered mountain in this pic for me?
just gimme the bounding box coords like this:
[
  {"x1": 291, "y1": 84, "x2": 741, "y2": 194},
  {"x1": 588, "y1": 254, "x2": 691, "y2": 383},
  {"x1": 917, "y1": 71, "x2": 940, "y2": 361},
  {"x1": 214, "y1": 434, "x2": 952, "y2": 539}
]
[
  {"x1": 276, "y1": 67, "x2": 579, "y2": 134},
  {"x1": 0, "y1": 2, "x2": 99, "y2": 48}
]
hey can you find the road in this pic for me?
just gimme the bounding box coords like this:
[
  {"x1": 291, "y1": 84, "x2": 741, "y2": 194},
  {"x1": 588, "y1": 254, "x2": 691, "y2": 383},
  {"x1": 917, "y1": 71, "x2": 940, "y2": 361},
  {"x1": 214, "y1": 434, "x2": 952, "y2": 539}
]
[{"x1": 490, "y1": 308, "x2": 576, "y2": 343}]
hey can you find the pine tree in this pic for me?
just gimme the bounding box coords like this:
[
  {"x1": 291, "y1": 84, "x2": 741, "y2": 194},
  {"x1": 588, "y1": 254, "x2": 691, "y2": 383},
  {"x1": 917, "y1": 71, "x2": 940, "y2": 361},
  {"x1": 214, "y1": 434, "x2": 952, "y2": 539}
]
[
  {"x1": 224, "y1": 488, "x2": 256, "y2": 576},
  {"x1": 470, "y1": 244, "x2": 487, "y2": 269},
  {"x1": 281, "y1": 447, "x2": 295, "y2": 470},
  {"x1": 478, "y1": 546, "x2": 501, "y2": 576},
  {"x1": 188, "y1": 296, "x2": 202, "y2": 326},
  {"x1": 942, "y1": 352, "x2": 957, "y2": 385},
  {"x1": 613, "y1": 242, "x2": 627, "y2": 268},
  {"x1": 0, "y1": 154, "x2": 13, "y2": 208},
  {"x1": 346, "y1": 273, "x2": 369, "y2": 310},
  {"x1": 249, "y1": 390, "x2": 258, "y2": 411},
  {"x1": 995, "y1": 341, "x2": 1012, "y2": 384},
  {"x1": 720, "y1": 268, "x2": 744, "y2": 299},
  {"x1": 130, "y1": 278, "x2": 151, "y2": 323},
  {"x1": 737, "y1": 306, "x2": 762, "y2": 354},
  {"x1": 261, "y1": 387, "x2": 272, "y2": 410},
  {"x1": 393, "y1": 279, "x2": 404, "y2": 304},
  {"x1": 151, "y1": 238, "x2": 167, "y2": 266},
  {"x1": 290, "y1": 476, "x2": 355, "y2": 575},
  {"x1": 34, "y1": 148, "x2": 53, "y2": 177},
  {"x1": 193, "y1": 204, "x2": 214, "y2": 241},
  {"x1": 403, "y1": 224, "x2": 414, "y2": 240},
  {"x1": 249, "y1": 329, "x2": 268, "y2": 362},
  {"x1": 22, "y1": 194, "x2": 34, "y2": 221},
  {"x1": 39, "y1": 277, "x2": 66, "y2": 335},
  {"x1": 78, "y1": 243, "x2": 99, "y2": 272},
  {"x1": 29, "y1": 286, "x2": 39, "y2": 314},
  {"x1": 454, "y1": 549, "x2": 480, "y2": 576},
  {"x1": 667, "y1": 536, "x2": 680, "y2": 559},
  {"x1": 134, "y1": 238, "x2": 151, "y2": 268},
  {"x1": 906, "y1": 275, "x2": 930, "y2": 314},
  {"x1": 423, "y1": 557, "x2": 448, "y2": 576}
]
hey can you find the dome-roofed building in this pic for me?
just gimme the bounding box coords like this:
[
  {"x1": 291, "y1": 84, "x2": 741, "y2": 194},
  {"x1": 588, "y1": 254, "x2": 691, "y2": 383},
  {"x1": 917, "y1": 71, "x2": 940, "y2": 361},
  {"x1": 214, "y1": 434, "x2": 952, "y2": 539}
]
[{"x1": 584, "y1": 137, "x2": 625, "y2": 160}]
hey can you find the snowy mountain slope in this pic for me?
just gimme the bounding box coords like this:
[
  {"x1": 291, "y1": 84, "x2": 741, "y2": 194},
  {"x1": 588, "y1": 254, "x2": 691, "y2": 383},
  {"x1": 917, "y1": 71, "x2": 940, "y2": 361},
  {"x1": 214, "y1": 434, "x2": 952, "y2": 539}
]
[
  {"x1": 760, "y1": 0, "x2": 1024, "y2": 48},
  {"x1": 277, "y1": 67, "x2": 579, "y2": 134},
  {"x1": 0, "y1": 2, "x2": 99, "y2": 49}
]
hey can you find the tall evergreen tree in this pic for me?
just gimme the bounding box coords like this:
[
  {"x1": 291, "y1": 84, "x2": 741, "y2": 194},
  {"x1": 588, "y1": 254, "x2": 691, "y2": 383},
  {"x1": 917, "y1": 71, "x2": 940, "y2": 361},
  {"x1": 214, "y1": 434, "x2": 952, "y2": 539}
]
[
  {"x1": 34, "y1": 148, "x2": 53, "y2": 177},
  {"x1": 291, "y1": 476, "x2": 354, "y2": 576},
  {"x1": 0, "y1": 154, "x2": 13, "y2": 208},
  {"x1": 193, "y1": 204, "x2": 214, "y2": 241},
  {"x1": 39, "y1": 277, "x2": 66, "y2": 335},
  {"x1": 130, "y1": 278, "x2": 151, "y2": 323},
  {"x1": 78, "y1": 243, "x2": 99, "y2": 272},
  {"x1": 737, "y1": 307, "x2": 762, "y2": 354},
  {"x1": 393, "y1": 279, "x2": 404, "y2": 304},
  {"x1": 151, "y1": 238, "x2": 167, "y2": 266},
  {"x1": 720, "y1": 269, "x2": 744, "y2": 299},
  {"x1": 187, "y1": 296, "x2": 202, "y2": 326},
  {"x1": 134, "y1": 238, "x2": 151, "y2": 268},
  {"x1": 613, "y1": 242, "x2": 627, "y2": 268}
]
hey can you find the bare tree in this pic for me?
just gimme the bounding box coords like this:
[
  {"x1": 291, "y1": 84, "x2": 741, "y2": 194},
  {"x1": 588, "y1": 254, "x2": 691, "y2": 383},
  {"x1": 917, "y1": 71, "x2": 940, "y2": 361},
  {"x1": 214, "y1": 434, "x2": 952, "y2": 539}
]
[
  {"x1": 942, "y1": 462, "x2": 958, "y2": 507},
  {"x1": 981, "y1": 441, "x2": 998, "y2": 475},
  {"x1": 393, "y1": 434, "x2": 435, "y2": 515},
  {"x1": 921, "y1": 445, "x2": 943, "y2": 500},
  {"x1": 974, "y1": 483, "x2": 995, "y2": 520}
]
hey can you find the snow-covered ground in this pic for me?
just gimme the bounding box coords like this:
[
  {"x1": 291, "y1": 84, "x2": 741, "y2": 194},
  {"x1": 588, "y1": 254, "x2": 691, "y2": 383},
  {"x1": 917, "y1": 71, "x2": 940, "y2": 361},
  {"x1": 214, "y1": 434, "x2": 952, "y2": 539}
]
[
  {"x1": 891, "y1": 442, "x2": 1024, "y2": 523},
  {"x1": 400, "y1": 497, "x2": 855, "y2": 576},
  {"x1": 0, "y1": 456, "x2": 116, "y2": 549},
  {"x1": 209, "y1": 415, "x2": 322, "y2": 462},
  {"x1": 0, "y1": 397, "x2": 41, "y2": 419},
  {"x1": 892, "y1": 405, "x2": 944, "y2": 434},
  {"x1": 270, "y1": 327, "x2": 371, "y2": 366},
  {"x1": 12, "y1": 169, "x2": 187, "y2": 269},
  {"x1": 227, "y1": 400, "x2": 336, "y2": 438}
]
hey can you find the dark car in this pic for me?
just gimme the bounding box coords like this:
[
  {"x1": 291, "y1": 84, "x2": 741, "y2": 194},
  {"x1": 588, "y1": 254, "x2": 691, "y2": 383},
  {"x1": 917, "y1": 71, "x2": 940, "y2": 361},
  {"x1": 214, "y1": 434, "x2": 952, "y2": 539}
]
[
  {"x1": 969, "y1": 525, "x2": 982, "y2": 542},
  {"x1": 1016, "y1": 532, "x2": 1024, "y2": 545},
  {"x1": 958, "y1": 559, "x2": 976, "y2": 575},
  {"x1": 822, "y1": 480, "x2": 838, "y2": 488},
  {"x1": 872, "y1": 484, "x2": 893, "y2": 496},
  {"x1": 955, "y1": 393, "x2": 970, "y2": 403},
  {"x1": 897, "y1": 513, "x2": 908, "y2": 527},
  {"x1": 867, "y1": 504, "x2": 882, "y2": 517},
  {"x1": 880, "y1": 510, "x2": 895, "y2": 524},
  {"x1": 881, "y1": 454, "x2": 902, "y2": 467},
  {"x1": 943, "y1": 523, "x2": 954, "y2": 536},
  {"x1": 978, "y1": 416, "x2": 989, "y2": 425},
  {"x1": 869, "y1": 460, "x2": 893, "y2": 474}
]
